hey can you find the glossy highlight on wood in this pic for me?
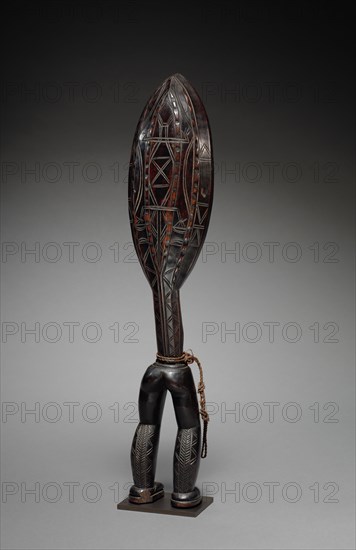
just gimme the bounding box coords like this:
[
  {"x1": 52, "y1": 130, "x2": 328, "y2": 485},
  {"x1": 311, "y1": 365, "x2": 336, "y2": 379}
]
[{"x1": 128, "y1": 73, "x2": 214, "y2": 356}]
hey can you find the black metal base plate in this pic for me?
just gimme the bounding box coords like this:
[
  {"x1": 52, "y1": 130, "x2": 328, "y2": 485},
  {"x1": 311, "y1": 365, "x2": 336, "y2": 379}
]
[{"x1": 117, "y1": 494, "x2": 213, "y2": 517}]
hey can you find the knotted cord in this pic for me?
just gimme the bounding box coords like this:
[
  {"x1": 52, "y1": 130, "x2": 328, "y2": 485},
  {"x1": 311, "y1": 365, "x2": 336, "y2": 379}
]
[{"x1": 156, "y1": 350, "x2": 209, "y2": 458}]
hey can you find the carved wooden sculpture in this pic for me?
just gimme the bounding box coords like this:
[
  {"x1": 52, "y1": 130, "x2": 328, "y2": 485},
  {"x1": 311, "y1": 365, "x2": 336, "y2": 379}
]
[{"x1": 128, "y1": 74, "x2": 213, "y2": 508}]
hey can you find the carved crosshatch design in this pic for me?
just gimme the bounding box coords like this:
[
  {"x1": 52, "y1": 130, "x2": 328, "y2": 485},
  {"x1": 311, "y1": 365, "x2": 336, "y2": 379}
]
[
  {"x1": 125, "y1": 74, "x2": 214, "y2": 512},
  {"x1": 128, "y1": 74, "x2": 214, "y2": 356}
]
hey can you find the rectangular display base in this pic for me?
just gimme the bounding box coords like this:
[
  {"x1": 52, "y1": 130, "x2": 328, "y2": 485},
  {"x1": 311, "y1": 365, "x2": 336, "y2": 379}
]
[{"x1": 117, "y1": 494, "x2": 213, "y2": 517}]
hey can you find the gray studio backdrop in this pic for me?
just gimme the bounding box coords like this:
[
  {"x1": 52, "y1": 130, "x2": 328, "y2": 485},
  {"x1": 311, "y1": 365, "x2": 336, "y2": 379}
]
[{"x1": 1, "y1": 2, "x2": 355, "y2": 549}]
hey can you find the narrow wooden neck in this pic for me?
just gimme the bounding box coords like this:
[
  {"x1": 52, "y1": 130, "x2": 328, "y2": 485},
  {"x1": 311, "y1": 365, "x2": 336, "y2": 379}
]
[{"x1": 152, "y1": 286, "x2": 183, "y2": 357}]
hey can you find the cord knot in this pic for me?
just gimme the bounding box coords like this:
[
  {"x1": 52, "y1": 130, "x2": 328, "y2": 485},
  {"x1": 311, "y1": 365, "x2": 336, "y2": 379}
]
[{"x1": 156, "y1": 349, "x2": 209, "y2": 458}]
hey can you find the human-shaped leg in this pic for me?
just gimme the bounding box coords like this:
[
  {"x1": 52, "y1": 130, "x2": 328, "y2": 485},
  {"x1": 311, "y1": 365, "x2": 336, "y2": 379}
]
[
  {"x1": 129, "y1": 364, "x2": 167, "y2": 504},
  {"x1": 168, "y1": 365, "x2": 202, "y2": 508}
]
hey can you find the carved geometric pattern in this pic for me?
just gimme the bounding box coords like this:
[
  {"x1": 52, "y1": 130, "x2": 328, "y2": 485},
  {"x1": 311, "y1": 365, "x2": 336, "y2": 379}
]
[
  {"x1": 173, "y1": 427, "x2": 200, "y2": 493},
  {"x1": 128, "y1": 74, "x2": 213, "y2": 356},
  {"x1": 130, "y1": 423, "x2": 160, "y2": 488}
]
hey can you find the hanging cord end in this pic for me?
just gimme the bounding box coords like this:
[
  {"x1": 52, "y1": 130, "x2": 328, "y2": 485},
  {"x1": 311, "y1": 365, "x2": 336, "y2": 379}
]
[
  {"x1": 155, "y1": 349, "x2": 210, "y2": 458},
  {"x1": 183, "y1": 349, "x2": 209, "y2": 459}
]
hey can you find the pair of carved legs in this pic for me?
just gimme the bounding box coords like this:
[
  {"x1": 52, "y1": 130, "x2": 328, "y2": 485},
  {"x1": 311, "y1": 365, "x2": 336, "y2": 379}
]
[{"x1": 129, "y1": 361, "x2": 202, "y2": 508}]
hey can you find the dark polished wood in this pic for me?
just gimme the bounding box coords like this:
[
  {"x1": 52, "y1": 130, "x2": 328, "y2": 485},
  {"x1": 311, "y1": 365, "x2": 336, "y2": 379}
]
[
  {"x1": 128, "y1": 73, "x2": 214, "y2": 357},
  {"x1": 117, "y1": 494, "x2": 213, "y2": 517},
  {"x1": 127, "y1": 74, "x2": 214, "y2": 512}
]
